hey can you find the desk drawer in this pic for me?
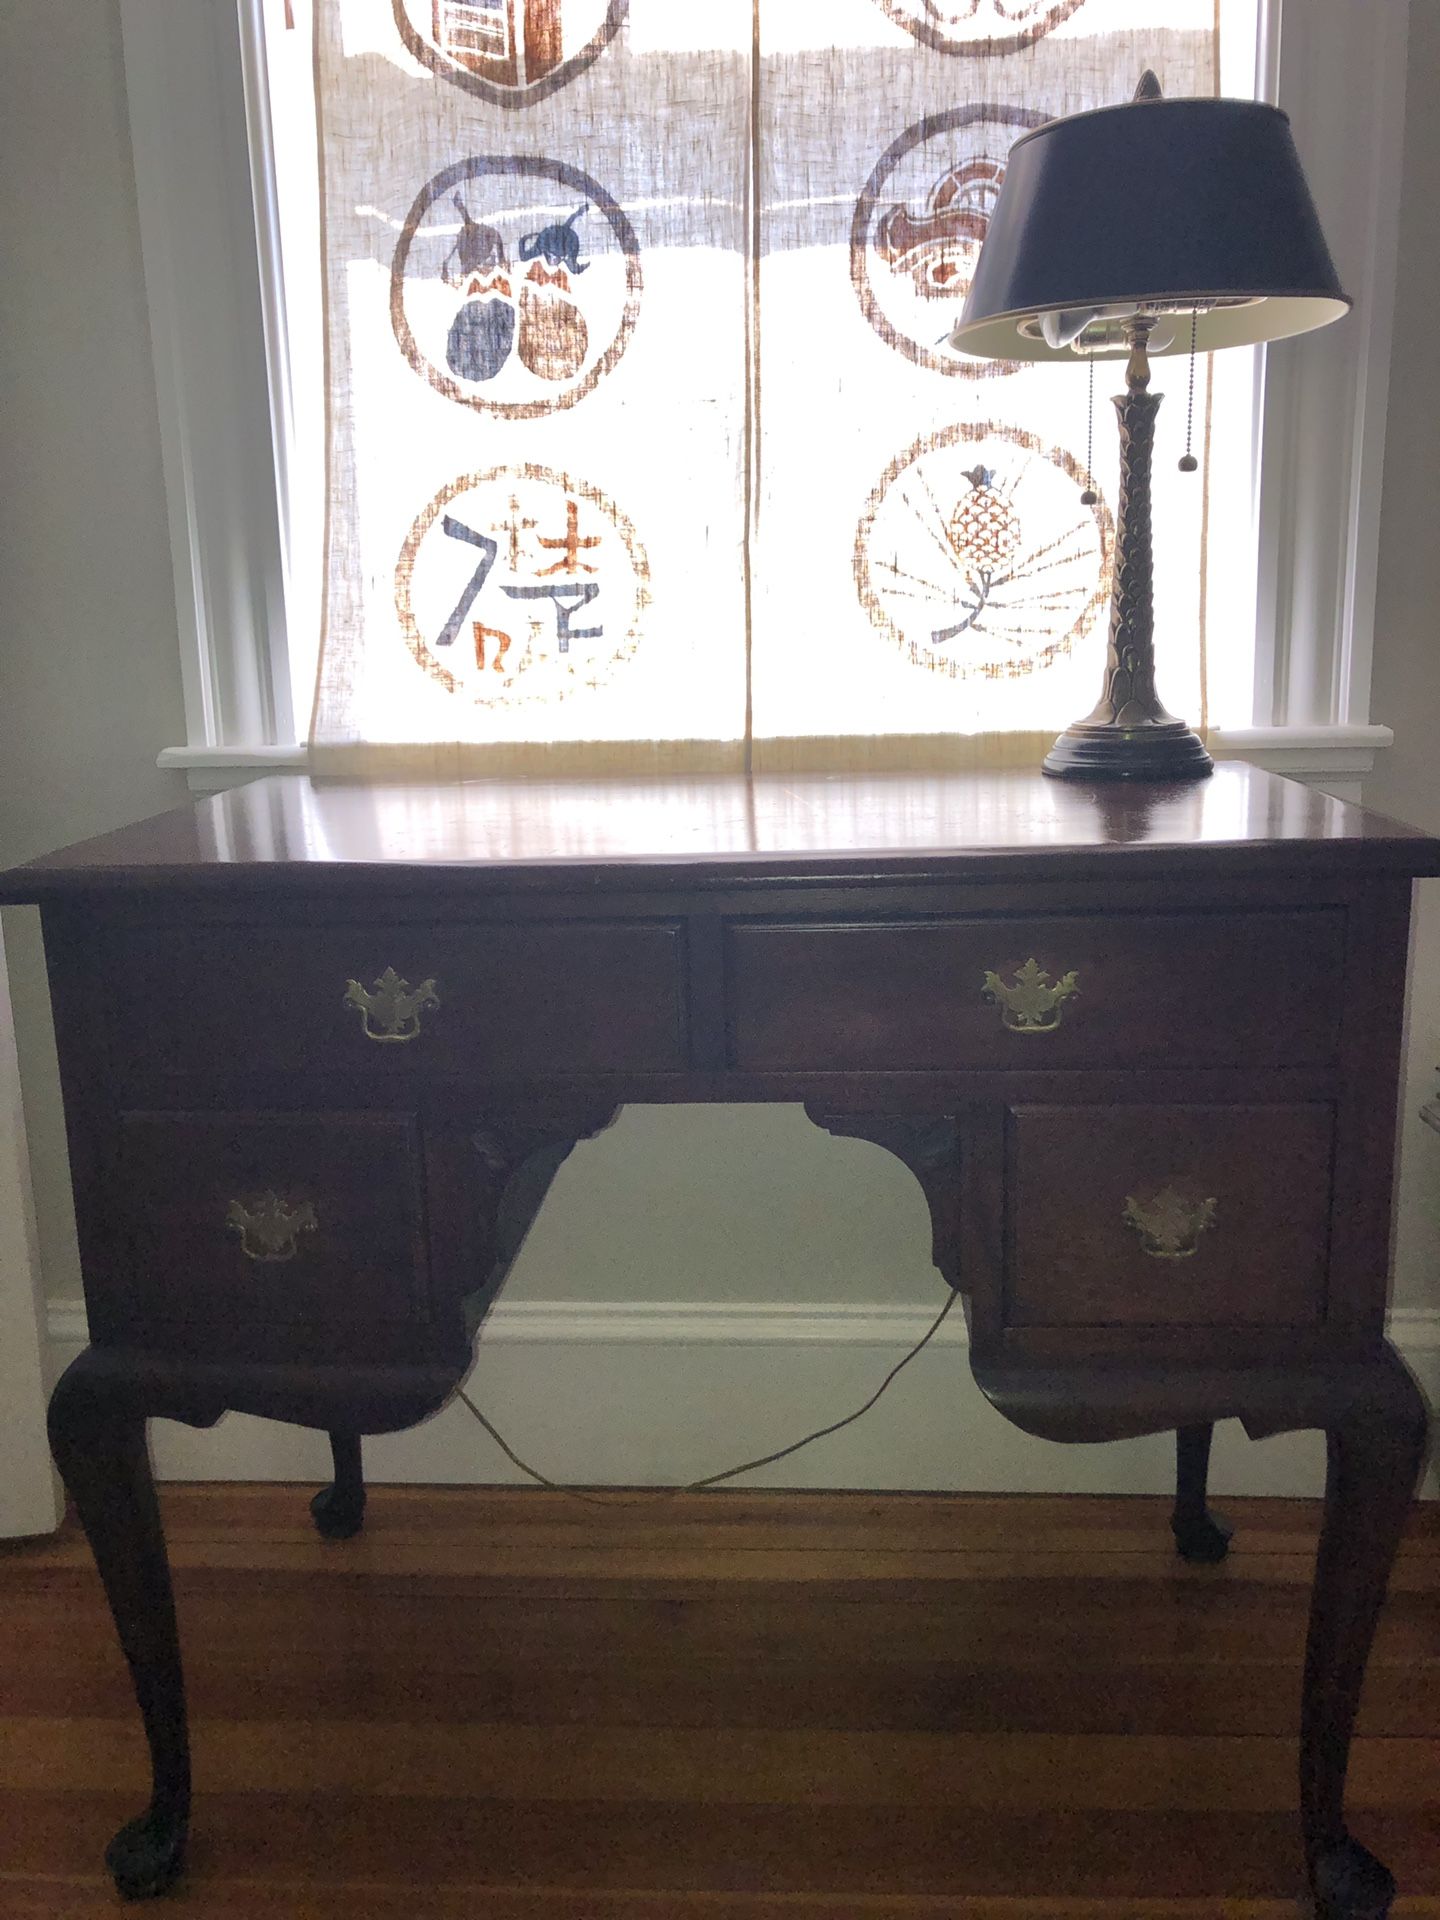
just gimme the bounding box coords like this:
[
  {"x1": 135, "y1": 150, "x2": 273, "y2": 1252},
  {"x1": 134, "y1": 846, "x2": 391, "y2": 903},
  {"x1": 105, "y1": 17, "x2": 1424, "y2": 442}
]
[
  {"x1": 726, "y1": 911, "x2": 1342, "y2": 1070},
  {"x1": 1003, "y1": 1102, "x2": 1333, "y2": 1329},
  {"x1": 112, "y1": 1111, "x2": 432, "y2": 1331},
  {"x1": 109, "y1": 921, "x2": 687, "y2": 1080}
]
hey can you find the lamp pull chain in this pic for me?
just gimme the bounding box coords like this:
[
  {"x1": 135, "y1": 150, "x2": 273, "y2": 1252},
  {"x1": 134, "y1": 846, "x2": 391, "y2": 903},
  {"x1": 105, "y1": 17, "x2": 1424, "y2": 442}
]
[
  {"x1": 1080, "y1": 355, "x2": 1098, "y2": 505},
  {"x1": 1179, "y1": 306, "x2": 1199, "y2": 472}
]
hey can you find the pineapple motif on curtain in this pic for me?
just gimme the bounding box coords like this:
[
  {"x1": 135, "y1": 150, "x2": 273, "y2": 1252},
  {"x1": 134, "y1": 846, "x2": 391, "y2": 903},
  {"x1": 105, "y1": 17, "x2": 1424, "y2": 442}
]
[{"x1": 307, "y1": 0, "x2": 1219, "y2": 773}]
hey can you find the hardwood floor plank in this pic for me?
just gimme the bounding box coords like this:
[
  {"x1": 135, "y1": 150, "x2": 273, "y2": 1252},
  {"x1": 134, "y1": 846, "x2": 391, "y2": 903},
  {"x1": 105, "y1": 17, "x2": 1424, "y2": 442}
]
[
  {"x1": 6, "y1": 1794, "x2": 1437, "y2": 1898},
  {"x1": 265, "y1": 1532, "x2": 1436, "y2": 1574},
  {"x1": 9, "y1": 1648, "x2": 1437, "y2": 1737},
  {"x1": 2, "y1": 1488, "x2": 1435, "y2": 1915},
  {"x1": 93, "y1": 1483, "x2": 1439, "y2": 1544},
  {"x1": 4, "y1": 1581, "x2": 1435, "y2": 1669},
  {"x1": 6, "y1": 1882, "x2": 1440, "y2": 1920},
  {"x1": 6, "y1": 1715, "x2": 1438, "y2": 1812},
  {"x1": 10, "y1": 1487, "x2": 1437, "y2": 1572}
]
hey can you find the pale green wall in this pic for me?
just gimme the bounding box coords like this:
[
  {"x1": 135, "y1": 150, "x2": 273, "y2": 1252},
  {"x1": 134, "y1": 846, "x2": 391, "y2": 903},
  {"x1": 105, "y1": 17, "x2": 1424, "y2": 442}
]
[
  {"x1": 501, "y1": 1104, "x2": 937, "y2": 1304},
  {"x1": 0, "y1": 0, "x2": 1435, "y2": 1317},
  {"x1": 0, "y1": 0, "x2": 189, "y2": 1311},
  {"x1": 1362, "y1": 0, "x2": 1440, "y2": 1317},
  {"x1": 0, "y1": 0, "x2": 189, "y2": 863},
  {"x1": 1368, "y1": 0, "x2": 1440, "y2": 844}
]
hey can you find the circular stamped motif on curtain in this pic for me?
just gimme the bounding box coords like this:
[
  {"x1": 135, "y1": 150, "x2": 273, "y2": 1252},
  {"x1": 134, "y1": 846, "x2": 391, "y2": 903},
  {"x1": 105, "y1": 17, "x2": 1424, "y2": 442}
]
[
  {"x1": 392, "y1": 156, "x2": 642, "y2": 419},
  {"x1": 395, "y1": 465, "x2": 651, "y2": 706},
  {"x1": 852, "y1": 105, "x2": 1048, "y2": 379},
  {"x1": 393, "y1": 0, "x2": 629, "y2": 108},
  {"x1": 854, "y1": 424, "x2": 1112, "y2": 681},
  {"x1": 872, "y1": 0, "x2": 1089, "y2": 58}
]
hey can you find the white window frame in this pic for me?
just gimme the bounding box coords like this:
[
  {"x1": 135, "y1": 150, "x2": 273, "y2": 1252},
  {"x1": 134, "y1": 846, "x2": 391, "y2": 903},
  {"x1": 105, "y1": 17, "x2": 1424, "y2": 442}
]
[{"x1": 119, "y1": 0, "x2": 1409, "y2": 793}]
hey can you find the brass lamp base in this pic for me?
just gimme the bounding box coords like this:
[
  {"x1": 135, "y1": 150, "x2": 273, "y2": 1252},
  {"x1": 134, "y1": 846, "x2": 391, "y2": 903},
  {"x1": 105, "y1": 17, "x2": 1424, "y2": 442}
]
[
  {"x1": 1043, "y1": 718, "x2": 1213, "y2": 781},
  {"x1": 1043, "y1": 318, "x2": 1214, "y2": 786}
]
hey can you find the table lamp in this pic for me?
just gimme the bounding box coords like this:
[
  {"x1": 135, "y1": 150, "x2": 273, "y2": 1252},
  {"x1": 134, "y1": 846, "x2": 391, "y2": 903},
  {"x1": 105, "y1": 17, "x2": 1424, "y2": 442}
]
[{"x1": 947, "y1": 73, "x2": 1349, "y2": 781}]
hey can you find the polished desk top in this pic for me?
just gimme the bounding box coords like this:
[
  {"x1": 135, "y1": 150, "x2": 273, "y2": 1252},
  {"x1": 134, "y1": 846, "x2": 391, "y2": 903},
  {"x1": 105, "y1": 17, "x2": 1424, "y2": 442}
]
[{"x1": 4, "y1": 764, "x2": 1439, "y2": 904}]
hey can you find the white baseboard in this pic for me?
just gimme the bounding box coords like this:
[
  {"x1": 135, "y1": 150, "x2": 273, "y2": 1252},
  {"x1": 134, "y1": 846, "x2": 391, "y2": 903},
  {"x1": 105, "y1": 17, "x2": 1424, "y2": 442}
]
[{"x1": 45, "y1": 1299, "x2": 1440, "y2": 1499}]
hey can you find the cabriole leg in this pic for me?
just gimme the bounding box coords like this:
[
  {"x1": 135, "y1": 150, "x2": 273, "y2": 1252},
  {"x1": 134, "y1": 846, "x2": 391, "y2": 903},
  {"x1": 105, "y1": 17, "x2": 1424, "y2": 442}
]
[
  {"x1": 1302, "y1": 1373, "x2": 1427, "y2": 1920},
  {"x1": 310, "y1": 1428, "x2": 366, "y2": 1539},
  {"x1": 1172, "y1": 1421, "x2": 1232, "y2": 1563},
  {"x1": 46, "y1": 1355, "x2": 189, "y2": 1900}
]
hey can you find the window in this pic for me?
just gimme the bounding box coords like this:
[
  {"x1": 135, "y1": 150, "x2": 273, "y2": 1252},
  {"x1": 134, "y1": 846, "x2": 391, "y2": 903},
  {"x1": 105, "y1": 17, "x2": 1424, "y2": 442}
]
[{"x1": 121, "y1": 0, "x2": 1409, "y2": 788}]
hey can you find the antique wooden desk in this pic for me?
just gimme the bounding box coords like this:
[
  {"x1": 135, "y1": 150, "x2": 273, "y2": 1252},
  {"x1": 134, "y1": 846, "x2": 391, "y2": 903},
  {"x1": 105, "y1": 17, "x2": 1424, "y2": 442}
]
[{"x1": 4, "y1": 764, "x2": 1438, "y2": 1916}]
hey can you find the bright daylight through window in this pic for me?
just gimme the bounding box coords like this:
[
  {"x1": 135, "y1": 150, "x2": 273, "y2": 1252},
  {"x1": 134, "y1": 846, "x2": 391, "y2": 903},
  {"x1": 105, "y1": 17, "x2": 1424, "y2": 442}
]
[{"x1": 255, "y1": 0, "x2": 1268, "y2": 772}]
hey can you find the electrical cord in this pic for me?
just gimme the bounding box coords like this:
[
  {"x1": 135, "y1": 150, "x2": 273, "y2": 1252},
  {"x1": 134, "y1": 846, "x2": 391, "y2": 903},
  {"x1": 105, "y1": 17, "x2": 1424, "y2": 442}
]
[{"x1": 454, "y1": 1285, "x2": 960, "y2": 1508}]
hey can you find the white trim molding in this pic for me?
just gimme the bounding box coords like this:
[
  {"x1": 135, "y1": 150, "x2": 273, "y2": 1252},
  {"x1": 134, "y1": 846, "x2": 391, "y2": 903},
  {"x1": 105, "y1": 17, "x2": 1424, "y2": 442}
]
[
  {"x1": 47, "y1": 1297, "x2": 1440, "y2": 1498},
  {"x1": 1253, "y1": 0, "x2": 1410, "y2": 734},
  {"x1": 119, "y1": 0, "x2": 292, "y2": 750},
  {"x1": 44, "y1": 1297, "x2": 973, "y2": 1354}
]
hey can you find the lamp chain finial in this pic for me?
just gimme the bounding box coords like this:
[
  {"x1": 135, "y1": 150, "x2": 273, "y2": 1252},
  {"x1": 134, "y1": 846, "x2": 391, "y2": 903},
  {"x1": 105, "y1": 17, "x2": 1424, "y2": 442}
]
[
  {"x1": 1179, "y1": 306, "x2": 1200, "y2": 472},
  {"x1": 1080, "y1": 356, "x2": 1098, "y2": 505}
]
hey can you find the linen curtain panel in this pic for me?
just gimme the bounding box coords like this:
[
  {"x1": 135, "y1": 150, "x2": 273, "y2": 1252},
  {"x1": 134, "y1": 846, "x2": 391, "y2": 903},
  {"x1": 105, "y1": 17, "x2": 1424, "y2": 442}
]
[{"x1": 308, "y1": 0, "x2": 1218, "y2": 774}]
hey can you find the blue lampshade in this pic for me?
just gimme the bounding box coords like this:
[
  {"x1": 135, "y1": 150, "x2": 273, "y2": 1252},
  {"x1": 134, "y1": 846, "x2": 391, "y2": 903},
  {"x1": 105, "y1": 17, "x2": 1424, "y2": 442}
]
[{"x1": 948, "y1": 91, "x2": 1349, "y2": 362}]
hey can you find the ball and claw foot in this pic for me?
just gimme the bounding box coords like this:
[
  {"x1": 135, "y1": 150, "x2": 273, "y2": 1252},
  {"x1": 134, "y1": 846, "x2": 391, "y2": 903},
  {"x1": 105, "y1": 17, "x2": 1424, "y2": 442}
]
[
  {"x1": 1310, "y1": 1837, "x2": 1396, "y2": 1920},
  {"x1": 309, "y1": 1479, "x2": 365, "y2": 1540},
  {"x1": 1171, "y1": 1506, "x2": 1233, "y2": 1564},
  {"x1": 105, "y1": 1806, "x2": 187, "y2": 1900}
]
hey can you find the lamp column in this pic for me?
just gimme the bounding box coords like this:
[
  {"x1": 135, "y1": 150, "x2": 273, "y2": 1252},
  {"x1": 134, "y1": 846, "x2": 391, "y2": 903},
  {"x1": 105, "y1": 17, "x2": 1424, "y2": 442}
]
[{"x1": 1043, "y1": 317, "x2": 1213, "y2": 781}]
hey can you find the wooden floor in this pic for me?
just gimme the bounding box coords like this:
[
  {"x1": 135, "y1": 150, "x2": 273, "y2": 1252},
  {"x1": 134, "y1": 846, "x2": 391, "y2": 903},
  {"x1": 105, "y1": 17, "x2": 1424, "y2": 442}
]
[{"x1": 0, "y1": 1486, "x2": 1437, "y2": 1917}]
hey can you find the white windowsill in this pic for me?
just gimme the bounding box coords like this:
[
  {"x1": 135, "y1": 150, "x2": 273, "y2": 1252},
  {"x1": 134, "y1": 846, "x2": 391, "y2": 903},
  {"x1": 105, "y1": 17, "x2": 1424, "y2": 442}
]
[
  {"x1": 158, "y1": 744, "x2": 309, "y2": 793},
  {"x1": 157, "y1": 726, "x2": 1394, "y2": 796},
  {"x1": 1206, "y1": 724, "x2": 1395, "y2": 776}
]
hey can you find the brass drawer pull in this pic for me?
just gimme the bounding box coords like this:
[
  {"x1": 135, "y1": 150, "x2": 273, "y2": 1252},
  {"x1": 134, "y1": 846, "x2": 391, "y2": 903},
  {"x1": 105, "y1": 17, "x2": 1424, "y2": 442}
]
[
  {"x1": 343, "y1": 967, "x2": 440, "y2": 1043},
  {"x1": 226, "y1": 1192, "x2": 318, "y2": 1263},
  {"x1": 981, "y1": 958, "x2": 1079, "y2": 1034},
  {"x1": 1122, "y1": 1186, "x2": 1217, "y2": 1261}
]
